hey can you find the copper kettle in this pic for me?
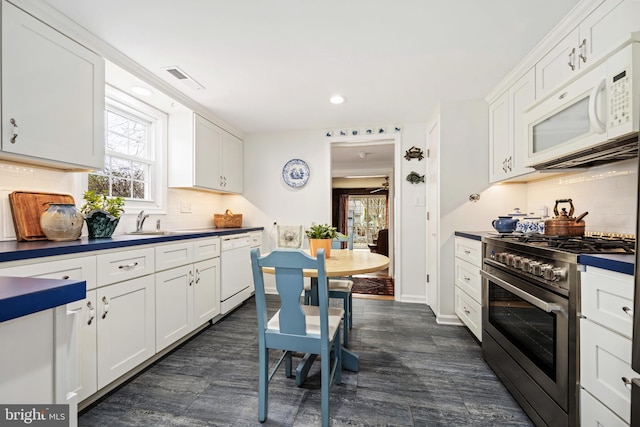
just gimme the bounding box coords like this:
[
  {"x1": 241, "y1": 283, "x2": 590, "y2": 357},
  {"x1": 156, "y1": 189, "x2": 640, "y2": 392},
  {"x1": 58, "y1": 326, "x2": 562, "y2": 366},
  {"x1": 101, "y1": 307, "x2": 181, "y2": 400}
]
[{"x1": 544, "y1": 199, "x2": 588, "y2": 237}]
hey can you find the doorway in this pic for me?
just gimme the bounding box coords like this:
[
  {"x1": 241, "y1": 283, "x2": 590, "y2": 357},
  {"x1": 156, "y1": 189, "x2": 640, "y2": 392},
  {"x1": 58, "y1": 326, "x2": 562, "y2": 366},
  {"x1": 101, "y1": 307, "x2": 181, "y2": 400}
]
[{"x1": 329, "y1": 136, "x2": 397, "y2": 288}]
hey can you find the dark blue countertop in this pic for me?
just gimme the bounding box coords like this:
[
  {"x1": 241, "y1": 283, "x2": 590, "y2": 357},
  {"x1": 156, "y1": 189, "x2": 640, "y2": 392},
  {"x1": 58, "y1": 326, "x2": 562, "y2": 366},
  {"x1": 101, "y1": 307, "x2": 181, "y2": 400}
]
[
  {"x1": 578, "y1": 253, "x2": 635, "y2": 276},
  {"x1": 0, "y1": 227, "x2": 263, "y2": 263},
  {"x1": 455, "y1": 231, "x2": 495, "y2": 241},
  {"x1": 0, "y1": 276, "x2": 86, "y2": 322}
]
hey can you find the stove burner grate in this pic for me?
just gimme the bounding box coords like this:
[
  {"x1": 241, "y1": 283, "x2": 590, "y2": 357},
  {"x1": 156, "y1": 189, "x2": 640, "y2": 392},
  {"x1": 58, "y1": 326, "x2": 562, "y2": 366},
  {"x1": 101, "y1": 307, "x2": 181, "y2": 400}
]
[{"x1": 502, "y1": 233, "x2": 636, "y2": 254}]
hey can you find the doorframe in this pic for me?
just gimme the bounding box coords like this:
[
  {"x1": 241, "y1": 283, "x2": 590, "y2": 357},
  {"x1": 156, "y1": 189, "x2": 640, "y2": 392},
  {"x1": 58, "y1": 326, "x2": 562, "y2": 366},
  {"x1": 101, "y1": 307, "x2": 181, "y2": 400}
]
[{"x1": 328, "y1": 133, "x2": 401, "y2": 301}]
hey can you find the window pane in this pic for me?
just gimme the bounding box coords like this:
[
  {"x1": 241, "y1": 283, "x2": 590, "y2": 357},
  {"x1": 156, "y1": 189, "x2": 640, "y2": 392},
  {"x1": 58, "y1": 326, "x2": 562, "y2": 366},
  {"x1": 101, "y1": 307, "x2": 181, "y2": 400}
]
[
  {"x1": 87, "y1": 173, "x2": 109, "y2": 195},
  {"x1": 112, "y1": 177, "x2": 131, "y2": 198},
  {"x1": 111, "y1": 157, "x2": 132, "y2": 179}
]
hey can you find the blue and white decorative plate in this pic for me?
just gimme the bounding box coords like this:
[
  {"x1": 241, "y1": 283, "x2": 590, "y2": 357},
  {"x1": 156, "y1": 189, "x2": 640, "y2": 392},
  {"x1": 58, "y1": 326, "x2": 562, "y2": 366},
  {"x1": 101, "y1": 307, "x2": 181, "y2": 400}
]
[{"x1": 282, "y1": 159, "x2": 310, "y2": 188}]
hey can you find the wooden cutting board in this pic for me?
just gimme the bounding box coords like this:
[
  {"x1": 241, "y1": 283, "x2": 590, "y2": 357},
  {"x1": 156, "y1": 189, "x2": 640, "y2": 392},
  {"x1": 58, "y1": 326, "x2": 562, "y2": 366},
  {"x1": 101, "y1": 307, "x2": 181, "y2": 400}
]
[{"x1": 9, "y1": 191, "x2": 77, "y2": 241}]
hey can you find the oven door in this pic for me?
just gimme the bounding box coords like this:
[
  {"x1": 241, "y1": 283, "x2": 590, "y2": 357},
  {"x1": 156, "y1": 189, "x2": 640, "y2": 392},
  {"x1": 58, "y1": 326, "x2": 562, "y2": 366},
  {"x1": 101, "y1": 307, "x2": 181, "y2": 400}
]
[{"x1": 481, "y1": 265, "x2": 569, "y2": 411}]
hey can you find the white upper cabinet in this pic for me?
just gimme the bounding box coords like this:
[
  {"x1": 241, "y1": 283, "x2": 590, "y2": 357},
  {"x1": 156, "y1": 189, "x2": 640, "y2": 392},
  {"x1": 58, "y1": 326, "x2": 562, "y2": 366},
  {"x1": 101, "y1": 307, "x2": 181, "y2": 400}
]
[
  {"x1": 169, "y1": 112, "x2": 243, "y2": 193},
  {"x1": 221, "y1": 131, "x2": 243, "y2": 193},
  {"x1": 489, "y1": 68, "x2": 536, "y2": 183},
  {"x1": 536, "y1": 0, "x2": 639, "y2": 98},
  {"x1": 1, "y1": 1, "x2": 105, "y2": 171}
]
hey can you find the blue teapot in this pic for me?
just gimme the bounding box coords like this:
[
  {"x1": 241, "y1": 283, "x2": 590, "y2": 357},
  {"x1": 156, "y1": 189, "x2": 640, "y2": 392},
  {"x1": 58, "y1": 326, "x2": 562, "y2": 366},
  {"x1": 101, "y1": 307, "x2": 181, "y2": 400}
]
[{"x1": 492, "y1": 216, "x2": 519, "y2": 233}]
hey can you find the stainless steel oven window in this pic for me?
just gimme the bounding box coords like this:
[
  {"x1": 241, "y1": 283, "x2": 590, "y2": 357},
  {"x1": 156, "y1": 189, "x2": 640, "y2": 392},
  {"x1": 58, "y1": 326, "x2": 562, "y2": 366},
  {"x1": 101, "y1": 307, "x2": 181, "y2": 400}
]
[{"x1": 487, "y1": 282, "x2": 557, "y2": 379}]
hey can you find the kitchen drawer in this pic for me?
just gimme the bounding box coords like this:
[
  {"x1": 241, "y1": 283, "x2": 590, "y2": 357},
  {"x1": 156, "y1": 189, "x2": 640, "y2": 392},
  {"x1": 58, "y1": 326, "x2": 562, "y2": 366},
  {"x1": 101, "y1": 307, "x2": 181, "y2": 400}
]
[
  {"x1": 0, "y1": 255, "x2": 97, "y2": 290},
  {"x1": 580, "y1": 388, "x2": 628, "y2": 427},
  {"x1": 581, "y1": 319, "x2": 635, "y2": 423},
  {"x1": 194, "y1": 237, "x2": 220, "y2": 262},
  {"x1": 454, "y1": 237, "x2": 482, "y2": 267},
  {"x1": 454, "y1": 257, "x2": 481, "y2": 303},
  {"x1": 155, "y1": 241, "x2": 194, "y2": 272},
  {"x1": 97, "y1": 247, "x2": 155, "y2": 287},
  {"x1": 454, "y1": 287, "x2": 481, "y2": 341},
  {"x1": 249, "y1": 231, "x2": 262, "y2": 248},
  {"x1": 581, "y1": 266, "x2": 633, "y2": 339}
]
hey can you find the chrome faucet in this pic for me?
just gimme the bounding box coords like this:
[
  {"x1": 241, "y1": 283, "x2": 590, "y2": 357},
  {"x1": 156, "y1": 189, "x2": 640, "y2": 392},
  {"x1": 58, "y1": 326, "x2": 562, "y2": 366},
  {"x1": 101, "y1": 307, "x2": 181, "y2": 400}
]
[{"x1": 136, "y1": 210, "x2": 149, "y2": 232}]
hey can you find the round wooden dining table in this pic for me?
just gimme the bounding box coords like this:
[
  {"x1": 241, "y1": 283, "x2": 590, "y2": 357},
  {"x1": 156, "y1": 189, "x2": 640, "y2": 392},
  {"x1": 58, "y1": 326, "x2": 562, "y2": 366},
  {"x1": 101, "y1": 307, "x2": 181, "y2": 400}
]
[
  {"x1": 261, "y1": 248, "x2": 390, "y2": 381},
  {"x1": 261, "y1": 248, "x2": 390, "y2": 278}
]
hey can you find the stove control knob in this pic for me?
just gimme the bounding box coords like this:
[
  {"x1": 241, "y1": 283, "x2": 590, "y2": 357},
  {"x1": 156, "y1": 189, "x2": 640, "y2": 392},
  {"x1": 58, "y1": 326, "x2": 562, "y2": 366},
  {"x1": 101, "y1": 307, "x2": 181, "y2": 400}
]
[
  {"x1": 532, "y1": 263, "x2": 549, "y2": 277},
  {"x1": 527, "y1": 261, "x2": 541, "y2": 274},
  {"x1": 541, "y1": 265, "x2": 563, "y2": 281},
  {"x1": 512, "y1": 256, "x2": 522, "y2": 268},
  {"x1": 520, "y1": 258, "x2": 532, "y2": 272}
]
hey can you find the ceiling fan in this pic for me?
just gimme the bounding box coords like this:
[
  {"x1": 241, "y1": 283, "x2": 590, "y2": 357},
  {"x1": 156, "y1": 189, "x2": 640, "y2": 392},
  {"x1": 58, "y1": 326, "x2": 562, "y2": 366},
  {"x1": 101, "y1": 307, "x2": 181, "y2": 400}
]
[{"x1": 370, "y1": 177, "x2": 389, "y2": 194}]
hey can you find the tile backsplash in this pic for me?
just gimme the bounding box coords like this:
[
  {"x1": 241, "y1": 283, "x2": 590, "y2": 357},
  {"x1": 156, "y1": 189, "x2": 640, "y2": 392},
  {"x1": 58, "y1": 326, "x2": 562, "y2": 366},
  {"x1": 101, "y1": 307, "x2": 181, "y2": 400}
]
[
  {"x1": 0, "y1": 160, "x2": 229, "y2": 241},
  {"x1": 525, "y1": 158, "x2": 638, "y2": 235}
]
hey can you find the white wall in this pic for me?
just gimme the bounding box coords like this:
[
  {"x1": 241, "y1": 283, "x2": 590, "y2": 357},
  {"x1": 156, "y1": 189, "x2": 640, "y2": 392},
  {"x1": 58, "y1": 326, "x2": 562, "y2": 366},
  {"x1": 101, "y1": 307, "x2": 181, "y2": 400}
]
[
  {"x1": 239, "y1": 124, "x2": 429, "y2": 302},
  {"x1": 0, "y1": 159, "x2": 228, "y2": 241},
  {"x1": 428, "y1": 100, "x2": 528, "y2": 323}
]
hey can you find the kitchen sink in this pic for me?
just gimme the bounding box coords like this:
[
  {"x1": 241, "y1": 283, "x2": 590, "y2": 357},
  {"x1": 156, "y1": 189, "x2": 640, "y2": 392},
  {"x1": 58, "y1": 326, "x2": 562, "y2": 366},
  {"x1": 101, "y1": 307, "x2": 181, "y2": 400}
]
[
  {"x1": 126, "y1": 228, "x2": 216, "y2": 236},
  {"x1": 126, "y1": 230, "x2": 169, "y2": 235}
]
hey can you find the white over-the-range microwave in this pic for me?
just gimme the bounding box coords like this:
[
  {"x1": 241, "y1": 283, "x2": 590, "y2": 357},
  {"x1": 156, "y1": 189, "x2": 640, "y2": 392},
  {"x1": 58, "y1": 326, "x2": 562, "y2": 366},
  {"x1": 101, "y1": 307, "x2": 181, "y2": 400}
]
[{"x1": 524, "y1": 42, "x2": 640, "y2": 170}]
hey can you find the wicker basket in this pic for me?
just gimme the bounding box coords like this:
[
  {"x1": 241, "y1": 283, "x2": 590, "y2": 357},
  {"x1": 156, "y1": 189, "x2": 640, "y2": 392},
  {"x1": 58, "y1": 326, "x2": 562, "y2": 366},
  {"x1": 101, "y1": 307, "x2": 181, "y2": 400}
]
[{"x1": 213, "y1": 209, "x2": 242, "y2": 228}]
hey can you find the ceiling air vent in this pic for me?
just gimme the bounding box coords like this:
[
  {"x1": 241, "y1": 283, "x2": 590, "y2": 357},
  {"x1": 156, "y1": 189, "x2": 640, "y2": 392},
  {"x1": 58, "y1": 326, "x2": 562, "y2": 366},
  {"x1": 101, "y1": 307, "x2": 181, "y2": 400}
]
[{"x1": 162, "y1": 66, "x2": 205, "y2": 91}]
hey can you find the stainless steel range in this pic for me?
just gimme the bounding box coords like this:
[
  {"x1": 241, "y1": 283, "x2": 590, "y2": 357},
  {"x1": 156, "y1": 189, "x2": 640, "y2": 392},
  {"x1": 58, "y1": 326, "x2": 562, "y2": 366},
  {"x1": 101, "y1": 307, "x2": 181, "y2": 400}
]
[{"x1": 480, "y1": 233, "x2": 635, "y2": 427}]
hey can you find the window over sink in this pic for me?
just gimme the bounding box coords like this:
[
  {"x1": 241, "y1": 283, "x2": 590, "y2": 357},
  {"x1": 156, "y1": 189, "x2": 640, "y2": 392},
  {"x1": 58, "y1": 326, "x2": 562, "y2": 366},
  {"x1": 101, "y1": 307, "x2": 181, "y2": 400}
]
[{"x1": 85, "y1": 85, "x2": 167, "y2": 213}]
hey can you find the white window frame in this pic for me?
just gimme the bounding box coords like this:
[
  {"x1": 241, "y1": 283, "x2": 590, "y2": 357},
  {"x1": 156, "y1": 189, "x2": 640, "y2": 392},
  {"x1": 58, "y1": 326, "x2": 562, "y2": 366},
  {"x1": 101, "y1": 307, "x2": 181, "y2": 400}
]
[{"x1": 85, "y1": 85, "x2": 167, "y2": 215}]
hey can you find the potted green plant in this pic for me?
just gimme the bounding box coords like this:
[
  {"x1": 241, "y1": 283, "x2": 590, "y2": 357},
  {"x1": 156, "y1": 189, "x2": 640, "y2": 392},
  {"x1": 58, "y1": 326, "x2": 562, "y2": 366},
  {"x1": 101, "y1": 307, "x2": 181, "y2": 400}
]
[
  {"x1": 81, "y1": 191, "x2": 125, "y2": 238},
  {"x1": 305, "y1": 224, "x2": 339, "y2": 258}
]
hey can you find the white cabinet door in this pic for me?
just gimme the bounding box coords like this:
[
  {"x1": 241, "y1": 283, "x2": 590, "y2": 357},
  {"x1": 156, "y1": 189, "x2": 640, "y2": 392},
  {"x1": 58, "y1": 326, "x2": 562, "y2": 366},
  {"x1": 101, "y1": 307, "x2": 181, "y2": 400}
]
[
  {"x1": 536, "y1": 0, "x2": 635, "y2": 99},
  {"x1": 194, "y1": 113, "x2": 223, "y2": 190},
  {"x1": 509, "y1": 68, "x2": 536, "y2": 177},
  {"x1": 193, "y1": 257, "x2": 220, "y2": 325},
  {"x1": 581, "y1": 319, "x2": 635, "y2": 424},
  {"x1": 155, "y1": 265, "x2": 192, "y2": 352},
  {"x1": 582, "y1": 267, "x2": 634, "y2": 339},
  {"x1": 536, "y1": 29, "x2": 580, "y2": 98},
  {"x1": 489, "y1": 91, "x2": 510, "y2": 182},
  {"x1": 97, "y1": 275, "x2": 155, "y2": 389},
  {"x1": 1, "y1": 1, "x2": 105, "y2": 170},
  {"x1": 67, "y1": 290, "x2": 98, "y2": 403},
  {"x1": 581, "y1": 388, "x2": 628, "y2": 427},
  {"x1": 489, "y1": 68, "x2": 535, "y2": 183},
  {"x1": 454, "y1": 287, "x2": 481, "y2": 341},
  {"x1": 221, "y1": 132, "x2": 243, "y2": 193}
]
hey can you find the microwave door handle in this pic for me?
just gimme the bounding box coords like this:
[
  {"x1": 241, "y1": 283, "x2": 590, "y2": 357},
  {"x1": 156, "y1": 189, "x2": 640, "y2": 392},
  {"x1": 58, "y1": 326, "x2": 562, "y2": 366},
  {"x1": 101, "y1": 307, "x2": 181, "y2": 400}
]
[
  {"x1": 588, "y1": 78, "x2": 607, "y2": 134},
  {"x1": 480, "y1": 270, "x2": 563, "y2": 313}
]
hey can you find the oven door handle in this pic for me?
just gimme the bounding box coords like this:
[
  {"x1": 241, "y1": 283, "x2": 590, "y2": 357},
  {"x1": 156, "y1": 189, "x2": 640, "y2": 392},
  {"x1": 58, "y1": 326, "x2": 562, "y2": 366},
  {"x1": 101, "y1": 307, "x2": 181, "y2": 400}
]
[{"x1": 480, "y1": 270, "x2": 563, "y2": 313}]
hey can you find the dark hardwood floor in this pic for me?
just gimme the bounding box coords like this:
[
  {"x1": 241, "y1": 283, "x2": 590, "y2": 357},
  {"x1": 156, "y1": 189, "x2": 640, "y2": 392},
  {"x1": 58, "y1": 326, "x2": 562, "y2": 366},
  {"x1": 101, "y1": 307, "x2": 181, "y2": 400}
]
[{"x1": 79, "y1": 295, "x2": 533, "y2": 426}]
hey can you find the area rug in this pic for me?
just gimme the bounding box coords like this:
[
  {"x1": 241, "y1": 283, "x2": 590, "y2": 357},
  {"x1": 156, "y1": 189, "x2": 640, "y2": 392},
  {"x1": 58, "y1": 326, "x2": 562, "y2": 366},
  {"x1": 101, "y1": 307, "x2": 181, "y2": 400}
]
[{"x1": 351, "y1": 276, "x2": 394, "y2": 296}]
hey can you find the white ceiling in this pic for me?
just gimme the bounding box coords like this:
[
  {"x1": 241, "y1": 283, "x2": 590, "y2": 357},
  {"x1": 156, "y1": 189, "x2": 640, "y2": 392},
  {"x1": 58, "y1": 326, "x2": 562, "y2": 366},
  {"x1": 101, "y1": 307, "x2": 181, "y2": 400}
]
[{"x1": 42, "y1": 0, "x2": 580, "y2": 136}]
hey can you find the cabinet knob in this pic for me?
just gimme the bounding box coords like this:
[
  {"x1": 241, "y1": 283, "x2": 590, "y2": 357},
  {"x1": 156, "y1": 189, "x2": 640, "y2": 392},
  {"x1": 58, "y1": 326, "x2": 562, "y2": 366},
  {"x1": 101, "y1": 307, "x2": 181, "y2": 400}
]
[
  {"x1": 623, "y1": 306, "x2": 634, "y2": 316},
  {"x1": 87, "y1": 300, "x2": 95, "y2": 325},
  {"x1": 101, "y1": 296, "x2": 109, "y2": 319},
  {"x1": 189, "y1": 270, "x2": 194, "y2": 286},
  {"x1": 578, "y1": 39, "x2": 587, "y2": 63},
  {"x1": 567, "y1": 47, "x2": 576, "y2": 71},
  {"x1": 118, "y1": 262, "x2": 138, "y2": 270},
  {"x1": 9, "y1": 118, "x2": 18, "y2": 143},
  {"x1": 195, "y1": 268, "x2": 200, "y2": 284}
]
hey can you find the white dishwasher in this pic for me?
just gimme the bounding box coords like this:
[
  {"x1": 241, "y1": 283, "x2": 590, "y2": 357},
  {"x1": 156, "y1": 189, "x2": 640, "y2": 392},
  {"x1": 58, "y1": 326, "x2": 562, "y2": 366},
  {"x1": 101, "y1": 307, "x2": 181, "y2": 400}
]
[{"x1": 220, "y1": 233, "x2": 252, "y2": 314}]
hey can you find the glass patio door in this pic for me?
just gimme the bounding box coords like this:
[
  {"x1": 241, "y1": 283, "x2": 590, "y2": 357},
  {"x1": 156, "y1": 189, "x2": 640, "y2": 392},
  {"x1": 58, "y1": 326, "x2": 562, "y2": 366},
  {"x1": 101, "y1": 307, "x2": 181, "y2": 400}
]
[{"x1": 348, "y1": 195, "x2": 387, "y2": 248}]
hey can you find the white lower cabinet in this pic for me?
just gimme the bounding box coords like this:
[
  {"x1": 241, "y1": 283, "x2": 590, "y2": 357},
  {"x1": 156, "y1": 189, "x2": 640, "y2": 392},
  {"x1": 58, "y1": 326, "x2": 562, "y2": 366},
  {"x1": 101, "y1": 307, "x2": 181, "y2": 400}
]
[
  {"x1": 96, "y1": 274, "x2": 156, "y2": 388},
  {"x1": 453, "y1": 236, "x2": 482, "y2": 341},
  {"x1": 580, "y1": 266, "x2": 635, "y2": 425},
  {"x1": 66, "y1": 290, "x2": 98, "y2": 403},
  {"x1": 0, "y1": 255, "x2": 97, "y2": 404},
  {"x1": 581, "y1": 387, "x2": 628, "y2": 427},
  {"x1": 155, "y1": 238, "x2": 220, "y2": 351}
]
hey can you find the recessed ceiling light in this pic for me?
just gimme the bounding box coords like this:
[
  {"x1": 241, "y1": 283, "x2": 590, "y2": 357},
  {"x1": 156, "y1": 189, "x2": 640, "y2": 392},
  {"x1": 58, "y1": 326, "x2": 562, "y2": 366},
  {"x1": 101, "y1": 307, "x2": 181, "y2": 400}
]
[
  {"x1": 329, "y1": 95, "x2": 346, "y2": 104},
  {"x1": 130, "y1": 86, "x2": 153, "y2": 97}
]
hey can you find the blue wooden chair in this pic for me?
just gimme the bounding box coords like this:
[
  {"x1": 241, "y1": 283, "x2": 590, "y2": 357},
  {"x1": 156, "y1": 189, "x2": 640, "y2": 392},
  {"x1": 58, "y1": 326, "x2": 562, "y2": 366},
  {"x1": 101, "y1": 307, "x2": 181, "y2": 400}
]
[
  {"x1": 304, "y1": 230, "x2": 354, "y2": 347},
  {"x1": 250, "y1": 248, "x2": 343, "y2": 427}
]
